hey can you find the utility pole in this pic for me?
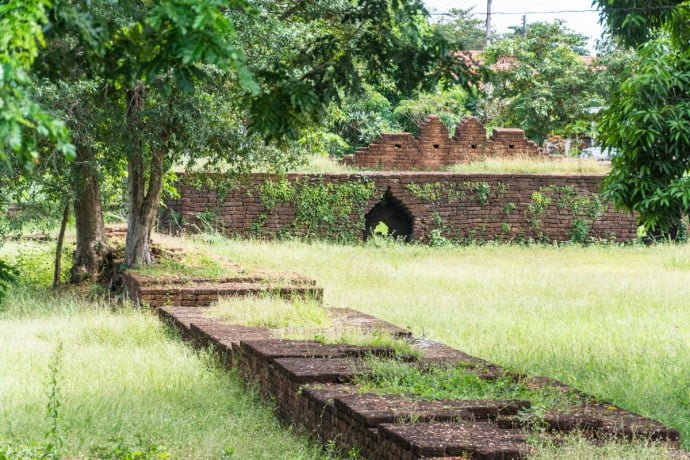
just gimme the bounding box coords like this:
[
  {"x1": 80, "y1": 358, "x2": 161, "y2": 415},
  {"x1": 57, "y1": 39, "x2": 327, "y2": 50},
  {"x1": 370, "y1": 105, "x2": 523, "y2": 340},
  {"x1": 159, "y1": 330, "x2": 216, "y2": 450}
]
[
  {"x1": 522, "y1": 15, "x2": 527, "y2": 36},
  {"x1": 485, "y1": 0, "x2": 492, "y2": 47}
]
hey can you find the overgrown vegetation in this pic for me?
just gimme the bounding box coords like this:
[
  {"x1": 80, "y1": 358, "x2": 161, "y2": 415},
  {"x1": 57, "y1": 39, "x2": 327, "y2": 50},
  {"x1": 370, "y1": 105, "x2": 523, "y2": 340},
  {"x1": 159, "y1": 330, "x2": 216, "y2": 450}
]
[
  {"x1": 0, "y1": 290, "x2": 325, "y2": 458},
  {"x1": 208, "y1": 294, "x2": 418, "y2": 357},
  {"x1": 132, "y1": 252, "x2": 236, "y2": 280},
  {"x1": 184, "y1": 236, "x2": 689, "y2": 449},
  {"x1": 253, "y1": 178, "x2": 376, "y2": 241},
  {"x1": 358, "y1": 358, "x2": 581, "y2": 412},
  {"x1": 209, "y1": 295, "x2": 329, "y2": 330}
]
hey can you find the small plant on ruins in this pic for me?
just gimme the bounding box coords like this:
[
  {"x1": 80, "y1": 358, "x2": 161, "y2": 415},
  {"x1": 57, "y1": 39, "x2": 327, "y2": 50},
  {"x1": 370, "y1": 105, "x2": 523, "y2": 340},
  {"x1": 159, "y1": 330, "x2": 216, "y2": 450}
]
[
  {"x1": 474, "y1": 182, "x2": 492, "y2": 205},
  {"x1": 326, "y1": 329, "x2": 420, "y2": 360}
]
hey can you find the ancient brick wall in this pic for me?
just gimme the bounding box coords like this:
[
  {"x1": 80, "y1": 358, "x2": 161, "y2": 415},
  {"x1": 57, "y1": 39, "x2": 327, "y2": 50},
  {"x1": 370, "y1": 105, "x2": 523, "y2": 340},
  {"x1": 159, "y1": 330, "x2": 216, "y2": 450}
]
[
  {"x1": 161, "y1": 172, "x2": 639, "y2": 243},
  {"x1": 341, "y1": 115, "x2": 541, "y2": 170}
]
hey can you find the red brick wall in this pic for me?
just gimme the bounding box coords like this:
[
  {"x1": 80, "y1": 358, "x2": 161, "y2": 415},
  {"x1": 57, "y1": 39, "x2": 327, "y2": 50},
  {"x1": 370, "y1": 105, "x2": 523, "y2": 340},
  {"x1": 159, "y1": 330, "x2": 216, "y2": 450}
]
[
  {"x1": 161, "y1": 172, "x2": 638, "y2": 243},
  {"x1": 341, "y1": 116, "x2": 541, "y2": 170}
]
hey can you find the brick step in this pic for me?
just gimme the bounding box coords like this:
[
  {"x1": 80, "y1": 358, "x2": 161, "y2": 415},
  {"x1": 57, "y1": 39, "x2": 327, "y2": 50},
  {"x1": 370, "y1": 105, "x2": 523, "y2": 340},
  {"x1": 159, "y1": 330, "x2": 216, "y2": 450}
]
[
  {"x1": 130, "y1": 273, "x2": 317, "y2": 286},
  {"x1": 272, "y1": 357, "x2": 370, "y2": 384},
  {"x1": 333, "y1": 394, "x2": 531, "y2": 427},
  {"x1": 378, "y1": 421, "x2": 531, "y2": 459},
  {"x1": 240, "y1": 339, "x2": 395, "y2": 361},
  {"x1": 139, "y1": 283, "x2": 323, "y2": 307},
  {"x1": 497, "y1": 404, "x2": 680, "y2": 445}
]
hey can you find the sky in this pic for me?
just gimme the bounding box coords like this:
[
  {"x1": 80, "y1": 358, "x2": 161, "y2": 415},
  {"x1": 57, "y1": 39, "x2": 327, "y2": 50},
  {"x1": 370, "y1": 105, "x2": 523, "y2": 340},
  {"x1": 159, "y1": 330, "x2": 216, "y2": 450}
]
[{"x1": 424, "y1": 0, "x2": 605, "y2": 52}]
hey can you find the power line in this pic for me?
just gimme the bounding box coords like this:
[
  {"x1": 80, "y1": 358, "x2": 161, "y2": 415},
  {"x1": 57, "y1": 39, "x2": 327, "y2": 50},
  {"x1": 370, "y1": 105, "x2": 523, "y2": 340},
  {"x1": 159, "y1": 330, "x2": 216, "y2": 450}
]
[{"x1": 429, "y1": 5, "x2": 687, "y2": 16}]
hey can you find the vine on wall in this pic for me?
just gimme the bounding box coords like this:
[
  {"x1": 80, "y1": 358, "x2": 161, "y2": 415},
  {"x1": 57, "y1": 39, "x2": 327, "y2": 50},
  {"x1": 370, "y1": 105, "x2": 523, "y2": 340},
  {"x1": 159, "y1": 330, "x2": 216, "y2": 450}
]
[
  {"x1": 256, "y1": 177, "x2": 376, "y2": 241},
  {"x1": 405, "y1": 181, "x2": 499, "y2": 205},
  {"x1": 526, "y1": 185, "x2": 604, "y2": 243}
]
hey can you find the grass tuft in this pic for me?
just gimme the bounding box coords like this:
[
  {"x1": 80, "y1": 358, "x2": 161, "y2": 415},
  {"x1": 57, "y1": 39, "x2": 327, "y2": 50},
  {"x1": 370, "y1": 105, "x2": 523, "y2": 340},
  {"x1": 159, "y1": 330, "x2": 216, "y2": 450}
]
[{"x1": 209, "y1": 295, "x2": 330, "y2": 330}]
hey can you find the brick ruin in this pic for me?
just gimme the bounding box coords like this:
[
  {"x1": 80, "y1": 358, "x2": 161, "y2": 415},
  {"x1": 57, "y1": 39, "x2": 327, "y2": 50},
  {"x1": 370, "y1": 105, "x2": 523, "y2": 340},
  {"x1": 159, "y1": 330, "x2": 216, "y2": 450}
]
[
  {"x1": 341, "y1": 115, "x2": 541, "y2": 170},
  {"x1": 161, "y1": 173, "x2": 638, "y2": 244},
  {"x1": 121, "y1": 262, "x2": 682, "y2": 459}
]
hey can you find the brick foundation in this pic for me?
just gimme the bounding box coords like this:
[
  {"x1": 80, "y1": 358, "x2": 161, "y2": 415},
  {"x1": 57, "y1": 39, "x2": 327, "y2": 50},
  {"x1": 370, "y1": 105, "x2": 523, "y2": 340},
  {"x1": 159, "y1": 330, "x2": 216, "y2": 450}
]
[{"x1": 125, "y1": 271, "x2": 681, "y2": 459}]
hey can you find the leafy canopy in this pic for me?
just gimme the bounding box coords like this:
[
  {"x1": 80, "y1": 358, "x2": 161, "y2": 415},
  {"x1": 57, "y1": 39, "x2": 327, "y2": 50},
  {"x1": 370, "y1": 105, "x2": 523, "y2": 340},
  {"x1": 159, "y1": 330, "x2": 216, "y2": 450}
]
[
  {"x1": 595, "y1": 1, "x2": 690, "y2": 237},
  {"x1": 0, "y1": 0, "x2": 75, "y2": 171},
  {"x1": 483, "y1": 21, "x2": 604, "y2": 143}
]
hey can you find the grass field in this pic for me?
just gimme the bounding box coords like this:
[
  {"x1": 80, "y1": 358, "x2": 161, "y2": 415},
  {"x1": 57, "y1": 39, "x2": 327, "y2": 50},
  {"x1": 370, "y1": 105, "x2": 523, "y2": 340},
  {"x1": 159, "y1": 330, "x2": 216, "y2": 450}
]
[
  {"x1": 0, "y1": 242, "x2": 325, "y2": 459},
  {"x1": 172, "y1": 235, "x2": 690, "y2": 451},
  {"x1": 2, "y1": 237, "x2": 688, "y2": 458}
]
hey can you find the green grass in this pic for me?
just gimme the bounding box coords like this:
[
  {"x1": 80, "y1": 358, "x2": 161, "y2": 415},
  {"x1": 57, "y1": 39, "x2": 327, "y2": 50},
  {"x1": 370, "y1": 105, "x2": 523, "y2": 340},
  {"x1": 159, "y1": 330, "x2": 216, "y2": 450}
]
[
  {"x1": 208, "y1": 295, "x2": 418, "y2": 357},
  {"x1": 0, "y1": 286, "x2": 325, "y2": 459},
  {"x1": 168, "y1": 235, "x2": 690, "y2": 451},
  {"x1": 178, "y1": 154, "x2": 611, "y2": 175},
  {"x1": 290, "y1": 154, "x2": 610, "y2": 175},
  {"x1": 209, "y1": 295, "x2": 330, "y2": 329},
  {"x1": 358, "y1": 359, "x2": 580, "y2": 411},
  {"x1": 528, "y1": 435, "x2": 680, "y2": 460},
  {"x1": 132, "y1": 251, "x2": 237, "y2": 279}
]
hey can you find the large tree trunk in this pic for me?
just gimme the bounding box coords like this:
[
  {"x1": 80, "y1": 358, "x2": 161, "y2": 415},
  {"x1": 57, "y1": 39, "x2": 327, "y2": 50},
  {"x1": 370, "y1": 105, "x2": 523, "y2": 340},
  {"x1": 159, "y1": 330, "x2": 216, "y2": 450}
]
[
  {"x1": 124, "y1": 84, "x2": 166, "y2": 267},
  {"x1": 124, "y1": 149, "x2": 165, "y2": 267},
  {"x1": 70, "y1": 144, "x2": 111, "y2": 283}
]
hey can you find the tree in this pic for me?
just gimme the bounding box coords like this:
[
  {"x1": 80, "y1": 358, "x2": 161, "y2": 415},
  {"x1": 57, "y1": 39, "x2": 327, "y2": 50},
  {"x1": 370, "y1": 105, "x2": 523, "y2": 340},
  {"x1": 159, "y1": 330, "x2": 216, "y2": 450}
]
[
  {"x1": 593, "y1": 0, "x2": 689, "y2": 48},
  {"x1": 483, "y1": 21, "x2": 604, "y2": 144},
  {"x1": 24, "y1": 0, "x2": 474, "y2": 274},
  {"x1": 594, "y1": 1, "x2": 690, "y2": 238},
  {"x1": 0, "y1": 0, "x2": 75, "y2": 169},
  {"x1": 0, "y1": 0, "x2": 78, "y2": 297},
  {"x1": 433, "y1": 8, "x2": 486, "y2": 51}
]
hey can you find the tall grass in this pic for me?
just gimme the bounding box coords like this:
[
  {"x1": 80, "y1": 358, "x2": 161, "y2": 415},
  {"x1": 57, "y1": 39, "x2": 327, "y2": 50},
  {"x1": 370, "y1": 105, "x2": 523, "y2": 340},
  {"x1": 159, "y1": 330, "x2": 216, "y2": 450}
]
[
  {"x1": 291, "y1": 154, "x2": 610, "y2": 175},
  {"x1": 0, "y1": 287, "x2": 324, "y2": 459},
  {"x1": 170, "y1": 235, "x2": 690, "y2": 450}
]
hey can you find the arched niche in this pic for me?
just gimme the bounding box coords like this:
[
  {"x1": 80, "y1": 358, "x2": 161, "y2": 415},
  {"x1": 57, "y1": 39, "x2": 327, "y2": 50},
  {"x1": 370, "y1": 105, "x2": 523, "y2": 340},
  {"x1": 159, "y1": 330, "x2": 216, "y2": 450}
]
[{"x1": 364, "y1": 189, "x2": 414, "y2": 242}]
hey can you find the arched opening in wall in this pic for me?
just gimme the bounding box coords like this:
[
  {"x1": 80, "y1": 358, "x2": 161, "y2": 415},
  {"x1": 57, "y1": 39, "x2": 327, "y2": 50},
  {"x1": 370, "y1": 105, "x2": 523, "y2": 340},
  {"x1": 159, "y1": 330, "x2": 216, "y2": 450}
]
[{"x1": 364, "y1": 190, "x2": 414, "y2": 242}]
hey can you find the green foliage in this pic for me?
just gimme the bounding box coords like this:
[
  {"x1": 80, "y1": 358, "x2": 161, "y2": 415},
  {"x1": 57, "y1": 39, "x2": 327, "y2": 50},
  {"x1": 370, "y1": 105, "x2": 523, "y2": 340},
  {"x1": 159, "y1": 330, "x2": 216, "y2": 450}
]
[
  {"x1": 245, "y1": 0, "x2": 476, "y2": 140},
  {"x1": 392, "y1": 87, "x2": 472, "y2": 136},
  {"x1": 484, "y1": 21, "x2": 611, "y2": 143},
  {"x1": 0, "y1": 0, "x2": 75, "y2": 171},
  {"x1": 322, "y1": 88, "x2": 397, "y2": 153},
  {"x1": 600, "y1": 37, "x2": 690, "y2": 238},
  {"x1": 406, "y1": 182, "x2": 465, "y2": 204},
  {"x1": 593, "y1": 0, "x2": 690, "y2": 48},
  {"x1": 527, "y1": 186, "x2": 604, "y2": 243},
  {"x1": 89, "y1": 437, "x2": 171, "y2": 460},
  {"x1": 358, "y1": 359, "x2": 579, "y2": 411},
  {"x1": 10, "y1": 245, "x2": 72, "y2": 288},
  {"x1": 433, "y1": 8, "x2": 486, "y2": 50},
  {"x1": 256, "y1": 177, "x2": 376, "y2": 241},
  {"x1": 405, "y1": 181, "x2": 492, "y2": 205},
  {"x1": 321, "y1": 84, "x2": 476, "y2": 154},
  {"x1": 503, "y1": 202, "x2": 517, "y2": 215},
  {"x1": 373, "y1": 221, "x2": 390, "y2": 237},
  {"x1": 0, "y1": 259, "x2": 19, "y2": 303},
  {"x1": 475, "y1": 182, "x2": 491, "y2": 204}
]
